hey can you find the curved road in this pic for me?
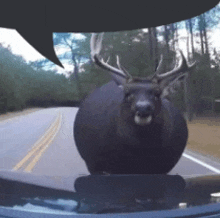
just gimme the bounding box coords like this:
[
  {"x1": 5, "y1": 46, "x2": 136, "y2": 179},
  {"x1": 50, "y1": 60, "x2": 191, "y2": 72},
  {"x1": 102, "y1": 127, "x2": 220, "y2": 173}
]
[{"x1": 0, "y1": 107, "x2": 220, "y2": 178}]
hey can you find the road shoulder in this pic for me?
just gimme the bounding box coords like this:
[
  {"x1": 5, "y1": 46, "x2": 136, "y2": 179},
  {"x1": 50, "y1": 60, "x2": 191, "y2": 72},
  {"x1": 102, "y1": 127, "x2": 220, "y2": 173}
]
[{"x1": 0, "y1": 108, "x2": 43, "y2": 122}]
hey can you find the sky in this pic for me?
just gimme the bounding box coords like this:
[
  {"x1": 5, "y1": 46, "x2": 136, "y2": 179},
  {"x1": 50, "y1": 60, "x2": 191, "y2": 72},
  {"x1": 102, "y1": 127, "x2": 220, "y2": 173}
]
[
  {"x1": 0, "y1": 28, "x2": 44, "y2": 61},
  {"x1": 0, "y1": 28, "x2": 74, "y2": 74},
  {"x1": 0, "y1": 23, "x2": 220, "y2": 75}
]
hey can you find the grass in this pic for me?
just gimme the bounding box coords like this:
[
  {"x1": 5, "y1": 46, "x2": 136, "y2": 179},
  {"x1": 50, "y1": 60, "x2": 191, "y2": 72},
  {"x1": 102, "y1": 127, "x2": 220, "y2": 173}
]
[
  {"x1": 0, "y1": 108, "x2": 42, "y2": 122},
  {"x1": 187, "y1": 118, "x2": 220, "y2": 160}
]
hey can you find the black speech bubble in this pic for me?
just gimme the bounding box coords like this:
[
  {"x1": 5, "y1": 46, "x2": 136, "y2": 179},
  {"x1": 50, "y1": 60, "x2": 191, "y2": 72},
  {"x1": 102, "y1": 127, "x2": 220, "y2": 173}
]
[{"x1": 0, "y1": 0, "x2": 219, "y2": 68}]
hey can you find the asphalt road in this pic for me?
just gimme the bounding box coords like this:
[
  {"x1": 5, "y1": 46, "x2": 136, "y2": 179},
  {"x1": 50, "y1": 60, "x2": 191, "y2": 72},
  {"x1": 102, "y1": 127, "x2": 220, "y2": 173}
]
[{"x1": 0, "y1": 107, "x2": 220, "y2": 178}]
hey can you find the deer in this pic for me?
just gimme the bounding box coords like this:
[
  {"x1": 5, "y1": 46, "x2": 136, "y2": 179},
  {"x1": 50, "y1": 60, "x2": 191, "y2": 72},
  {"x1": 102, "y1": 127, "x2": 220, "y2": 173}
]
[{"x1": 74, "y1": 33, "x2": 196, "y2": 175}]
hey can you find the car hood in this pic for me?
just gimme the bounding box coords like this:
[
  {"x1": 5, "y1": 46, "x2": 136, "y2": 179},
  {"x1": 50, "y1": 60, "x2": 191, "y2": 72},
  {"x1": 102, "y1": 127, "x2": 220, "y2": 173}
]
[{"x1": 0, "y1": 170, "x2": 220, "y2": 214}]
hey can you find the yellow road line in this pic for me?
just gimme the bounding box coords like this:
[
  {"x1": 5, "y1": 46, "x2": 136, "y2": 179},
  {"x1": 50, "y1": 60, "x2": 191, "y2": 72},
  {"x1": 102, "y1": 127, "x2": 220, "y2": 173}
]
[
  {"x1": 25, "y1": 113, "x2": 62, "y2": 172},
  {"x1": 13, "y1": 115, "x2": 59, "y2": 171},
  {"x1": 13, "y1": 112, "x2": 62, "y2": 172}
]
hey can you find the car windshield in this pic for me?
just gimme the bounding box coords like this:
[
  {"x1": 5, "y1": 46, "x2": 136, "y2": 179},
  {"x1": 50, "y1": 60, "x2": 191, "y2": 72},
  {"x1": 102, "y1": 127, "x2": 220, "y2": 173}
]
[{"x1": 1, "y1": 3, "x2": 220, "y2": 215}]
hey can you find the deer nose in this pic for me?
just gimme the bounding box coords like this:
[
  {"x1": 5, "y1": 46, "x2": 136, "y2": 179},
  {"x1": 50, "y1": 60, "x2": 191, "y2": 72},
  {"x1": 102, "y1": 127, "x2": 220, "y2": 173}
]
[{"x1": 135, "y1": 101, "x2": 154, "y2": 116}]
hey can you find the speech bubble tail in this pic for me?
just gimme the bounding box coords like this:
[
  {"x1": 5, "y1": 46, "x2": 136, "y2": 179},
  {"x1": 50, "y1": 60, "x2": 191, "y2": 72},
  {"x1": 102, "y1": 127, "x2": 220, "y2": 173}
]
[{"x1": 16, "y1": 28, "x2": 64, "y2": 68}]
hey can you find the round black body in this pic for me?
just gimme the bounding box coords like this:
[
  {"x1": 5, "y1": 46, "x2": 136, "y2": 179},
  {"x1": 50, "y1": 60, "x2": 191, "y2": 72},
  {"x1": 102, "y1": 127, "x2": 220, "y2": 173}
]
[{"x1": 74, "y1": 81, "x2": 188, "y2": 174}]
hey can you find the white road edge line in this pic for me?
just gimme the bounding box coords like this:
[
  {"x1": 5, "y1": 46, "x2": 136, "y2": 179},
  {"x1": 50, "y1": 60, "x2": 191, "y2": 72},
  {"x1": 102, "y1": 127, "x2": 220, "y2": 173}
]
[{"x1": 183, "y1": 153, "x2": 220, "y2": 174}]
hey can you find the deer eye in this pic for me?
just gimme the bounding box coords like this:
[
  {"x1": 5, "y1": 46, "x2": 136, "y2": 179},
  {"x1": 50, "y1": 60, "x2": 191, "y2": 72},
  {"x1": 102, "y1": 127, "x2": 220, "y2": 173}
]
[
  {"x1": 147, "y1": 90, "x2": 153, "y2": 95},
  {"x1": 154, "y1": 95, "x2": 159, "y2": 101},
  {"x1": 154, "y1": 89, "x2": 162, "y2": 97},
  {"x1": 125, "y1": 93, "x2": 134, "y2": 101}
]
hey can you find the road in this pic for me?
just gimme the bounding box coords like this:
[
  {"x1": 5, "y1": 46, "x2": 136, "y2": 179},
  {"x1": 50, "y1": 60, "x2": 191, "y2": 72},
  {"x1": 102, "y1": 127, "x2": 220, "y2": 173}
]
[{"x1": 0, "y1": 107, "x2": 220, "y2": 178}]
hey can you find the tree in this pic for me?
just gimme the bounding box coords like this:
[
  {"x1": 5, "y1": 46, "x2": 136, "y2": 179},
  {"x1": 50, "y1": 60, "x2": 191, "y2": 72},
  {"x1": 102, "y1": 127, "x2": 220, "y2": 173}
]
[
  {"x1": 147, "y1": 27, "x2": 160, "y2": 71},
  {"x1": 175, "y1": 22, "x2": 179, "y2": 50},
  {"x1": 31, "y1": 33, "x2": 91, "y2": 99},
  {"x1": 152, "y1": 27, "x2": 159, "y2": 70},
  {"x1": 148, "y1": 28, "x2": 153, "y2": 61},
  {"x1": 185, "y1": 20, "x2": 190, "y2": 60},
  {"x1": 188, "y1": 18, "x2": 195, "y2": 59},
  {"x1": 53, "y1": 33, "x2": 91, "y2": 80},
  {"x1": 169, "y1": 23, "x2": 176, "y2": 51},
  {"x1": 164, "y1": 25, "x2": 170, "y2": 54}
]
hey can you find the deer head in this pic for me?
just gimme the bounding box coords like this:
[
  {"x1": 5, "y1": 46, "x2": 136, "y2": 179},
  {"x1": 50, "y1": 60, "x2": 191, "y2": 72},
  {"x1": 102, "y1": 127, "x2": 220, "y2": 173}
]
[{"x1": 90, "y1": 33, "x2": 196, "y2": 126}]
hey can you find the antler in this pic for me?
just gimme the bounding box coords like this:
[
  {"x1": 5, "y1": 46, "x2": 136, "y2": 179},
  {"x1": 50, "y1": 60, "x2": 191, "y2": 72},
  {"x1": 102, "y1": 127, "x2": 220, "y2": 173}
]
[
  {"x1": 90, "y1": 33, "x2": 132, "y2": 79},
  {"x1": 90, "y1": 33, "x2": 196, "y2": 87},
  {"x1": 152, "y1": 50, "x2": 196, "y2": 82}
]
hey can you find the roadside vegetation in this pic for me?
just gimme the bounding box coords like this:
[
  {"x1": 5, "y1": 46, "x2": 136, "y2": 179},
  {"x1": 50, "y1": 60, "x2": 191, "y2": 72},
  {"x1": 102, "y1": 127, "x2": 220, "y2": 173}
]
[
  {"x1": 0, "y1": 45, "x2": 80, "y2": 114},
  {"x1": 187, "y1": 118, "x2": 220, "y2": 160},
  {"x1": 1, "y1": 3, "x2": 220, "y2": 121}
]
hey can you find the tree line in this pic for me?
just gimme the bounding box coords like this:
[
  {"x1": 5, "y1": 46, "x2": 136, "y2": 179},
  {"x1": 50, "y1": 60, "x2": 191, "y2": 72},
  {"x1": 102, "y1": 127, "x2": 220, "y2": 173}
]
[
  {"x1": 1, "y1": 3, "x2": 220, "y2": 118},
  {"x1": 0, "y1": 44, "x2": 80, "y2": 114}
]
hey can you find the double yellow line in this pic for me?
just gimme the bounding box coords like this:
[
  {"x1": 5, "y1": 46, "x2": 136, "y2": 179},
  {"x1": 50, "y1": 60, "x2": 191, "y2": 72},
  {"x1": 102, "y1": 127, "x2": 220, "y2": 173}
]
[{"x1": 13, "y1": 111, "x2": 62, "y2": 172}]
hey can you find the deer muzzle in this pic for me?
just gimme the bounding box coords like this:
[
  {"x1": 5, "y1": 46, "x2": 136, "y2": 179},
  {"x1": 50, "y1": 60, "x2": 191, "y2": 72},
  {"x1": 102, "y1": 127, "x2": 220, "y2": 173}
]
[{"x1": 134, "y1": 101, "x2": 154, "y2": 126}]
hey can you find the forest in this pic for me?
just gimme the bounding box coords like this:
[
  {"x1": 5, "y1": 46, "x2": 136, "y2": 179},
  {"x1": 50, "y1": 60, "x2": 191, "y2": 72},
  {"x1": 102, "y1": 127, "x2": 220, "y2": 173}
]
[{"x1": 1, "y1": 4, "x2": 220, "y2": 120}]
